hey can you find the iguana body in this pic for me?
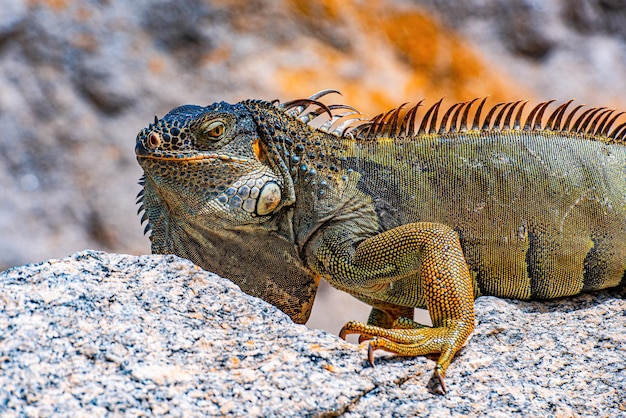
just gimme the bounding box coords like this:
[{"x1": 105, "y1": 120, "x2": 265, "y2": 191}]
[{"x1": 135, "y1": 91, "x2": 626, "y2": 393}]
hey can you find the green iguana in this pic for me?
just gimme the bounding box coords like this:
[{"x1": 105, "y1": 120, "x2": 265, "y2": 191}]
[{"x1": 135, "y1": 90, "x2": 626, "y2": 393}]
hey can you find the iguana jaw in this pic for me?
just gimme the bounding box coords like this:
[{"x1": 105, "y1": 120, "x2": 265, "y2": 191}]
[
  {"x1": 135, "y1": 100, "x2": 294, "y2": 225},
  {"x1": 138, "y1": 154, "x2": 284, "y2": 227},
  {"x1": 135, "y1": 131, "x2": 264, "y2": 165},
  {"x1": 136, "y1": 152, "x2": 252, "y2": 164}
]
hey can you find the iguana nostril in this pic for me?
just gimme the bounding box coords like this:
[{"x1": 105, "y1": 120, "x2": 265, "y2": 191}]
[{"x1": 256, "y1": 182, "x2": 281, "y2": 215}]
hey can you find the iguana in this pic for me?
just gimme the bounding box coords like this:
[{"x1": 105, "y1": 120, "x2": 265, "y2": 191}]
[{"x1": 135, "y1": 90, "x2": 626, "y2": 393}]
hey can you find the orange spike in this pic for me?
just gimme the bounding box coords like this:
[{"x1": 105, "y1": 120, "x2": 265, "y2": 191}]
[
  {"x1": 608, "y1": 121, "x2": 626, "y2": 139},
  {"x1": 588, "y1": 109, "x2": 613, "y2": 135},
  {"x1": 545, "y1": 99, "x2": 573, "y2": 131},
  {"x1": 601, "y1": 111, "x2": 625, "y2": 136},
  {"x1": 561, "y1": 104, "x2": 586, "y2": 131},
  {"x1": 533, "y1": 100, "x2": 556, "y2": 130},
  {"x1": 418, "y1": 99, "x2": 443, "y2": 135},
  {"x1": 492, "y1": 102, "x2": 515, "y2": 130},
  {"x1": 439, "y1": 102, "x2": 464, "y2": 134},
  {"x1": 513, "y1": 101, "x2": 528, "y2": 129},
  {"x1": 481, "y1": 102, "x2": 503, "y2": 131},
  {"x1": 471, "y1": 98, "x2": 488, "y2": 131},
  {"x1": 399, "y1": 100, "x2": 423, "y2": 137},
  {"x1": 502, "y1": 101, "x2": 523, "y2": 130},
  {"x1": 572, "y1": 107, "x2": 598, "y2": 132},
  {"x1": 459, "y1": 98, "x2": 479, "y2": 132}
]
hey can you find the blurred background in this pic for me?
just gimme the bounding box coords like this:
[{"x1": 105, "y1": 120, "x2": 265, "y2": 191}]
[{"x1": 1, "y1": 0, "x2": 626, "y2": 332}]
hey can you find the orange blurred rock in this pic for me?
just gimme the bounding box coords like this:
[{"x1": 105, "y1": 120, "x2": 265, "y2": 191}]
[{"x1": 279, "y1": 0, "x2": 529, "y2": 114}]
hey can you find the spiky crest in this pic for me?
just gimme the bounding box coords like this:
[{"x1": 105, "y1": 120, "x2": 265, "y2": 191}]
[
  {"x1": 273, "y1": 92, "x2": 626, "y2": 145},
  {"x1": 136, "y1": 174, "x2": 151, "y2": 235}
]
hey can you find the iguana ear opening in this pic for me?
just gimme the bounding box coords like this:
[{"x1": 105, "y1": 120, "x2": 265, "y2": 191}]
[
  {"x1": 242, "y1": 100, "x2": 301, "y2": 208},
  {"x1": 249, "y1": 137, "x2": 290, "y2": 214},
  {"x1": 252, "y1": 138, "x2": 267, "y2": 163}
]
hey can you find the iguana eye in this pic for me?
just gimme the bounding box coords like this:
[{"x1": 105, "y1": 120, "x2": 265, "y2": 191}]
[{"x1": 203, "y1": 121, "x2": 225, "y2": 139}]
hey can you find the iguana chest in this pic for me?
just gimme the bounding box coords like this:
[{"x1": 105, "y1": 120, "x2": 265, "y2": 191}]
[{"x1": 343, "y1": 130, "x2": 626, "y2": 299}]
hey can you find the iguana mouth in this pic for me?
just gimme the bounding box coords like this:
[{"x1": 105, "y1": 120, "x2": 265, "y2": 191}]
[
  {"x1": 137, "y1": 153, "x2": 252, "y2": 164},
  {"x1": 135, "y1": 131, "x2": 255, "y2": 164}
]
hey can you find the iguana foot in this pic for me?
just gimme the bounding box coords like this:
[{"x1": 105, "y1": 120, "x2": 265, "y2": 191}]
[{"x1": 340, "y1": 317, "x2": 473, "y2": 394}]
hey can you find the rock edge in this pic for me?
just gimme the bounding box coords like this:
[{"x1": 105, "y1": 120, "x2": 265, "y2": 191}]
[{"x1": 0, "y1": 250, "x2": 624, "y2": 416}]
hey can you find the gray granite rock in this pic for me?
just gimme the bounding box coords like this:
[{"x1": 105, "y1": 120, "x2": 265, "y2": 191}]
[
  {"x1": 0, "y1": 0, "x2": 26, "y2": 39},
  {"x1": 0, "y1": 251, "x2": 624, "y2": 416}
]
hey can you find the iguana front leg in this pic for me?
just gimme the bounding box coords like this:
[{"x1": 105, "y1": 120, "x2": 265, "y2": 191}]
[{"x1": 312, "y1": 222, "x2": 475, "y2": 393}]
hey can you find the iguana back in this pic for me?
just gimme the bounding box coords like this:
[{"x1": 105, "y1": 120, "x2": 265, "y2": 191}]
[{"x1": 344, "y1": 114, "x2": 626, "y2": 300}]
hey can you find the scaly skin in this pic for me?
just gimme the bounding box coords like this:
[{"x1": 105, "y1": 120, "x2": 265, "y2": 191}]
[{"x1": 135, "y1": 92, "x2": 626, "y2": 393}]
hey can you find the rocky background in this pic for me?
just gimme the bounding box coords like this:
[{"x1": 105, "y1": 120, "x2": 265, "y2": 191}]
[
  {"x1": 1, "y1": 0, "x2": 626, "y2": 331},
  {"x1": 1, "y1": 251, "x2": 624, "y2": 415}
]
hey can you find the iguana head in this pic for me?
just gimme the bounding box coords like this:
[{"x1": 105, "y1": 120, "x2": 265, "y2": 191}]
[
  {"x1": 135, "y1": 101, "x2": 287, "y2": 227},
  {"x1": 136, "y1": 91, "x2": 363, "y2": 234}
]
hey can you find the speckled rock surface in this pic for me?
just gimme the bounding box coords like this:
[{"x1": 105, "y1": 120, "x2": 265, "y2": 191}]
[
  {"x1": 346, "y1": 291, "x2": 626, "y2": 417},
  {"x1": 1, "y1": 251, "x2": 624, "y2": 416}
]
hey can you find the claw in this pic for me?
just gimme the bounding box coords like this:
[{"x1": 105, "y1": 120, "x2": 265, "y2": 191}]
[
  {"x1": 435, "y1": 366, "x2": 447, "y2": 394},
  {"x1": 340, "y1": 316, "x2": 469, "y2": 394},
  {"x1": 339, "y1": 325, "x2": 348, "y2": 340},
  {"x1": 367, "y1": 342, "x2": 376, "y2": 366}
]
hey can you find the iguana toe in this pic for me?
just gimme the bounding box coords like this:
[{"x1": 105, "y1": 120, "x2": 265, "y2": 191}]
[{"x1": 341, "y1": 318, "x2": 472, "y2": 394}]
